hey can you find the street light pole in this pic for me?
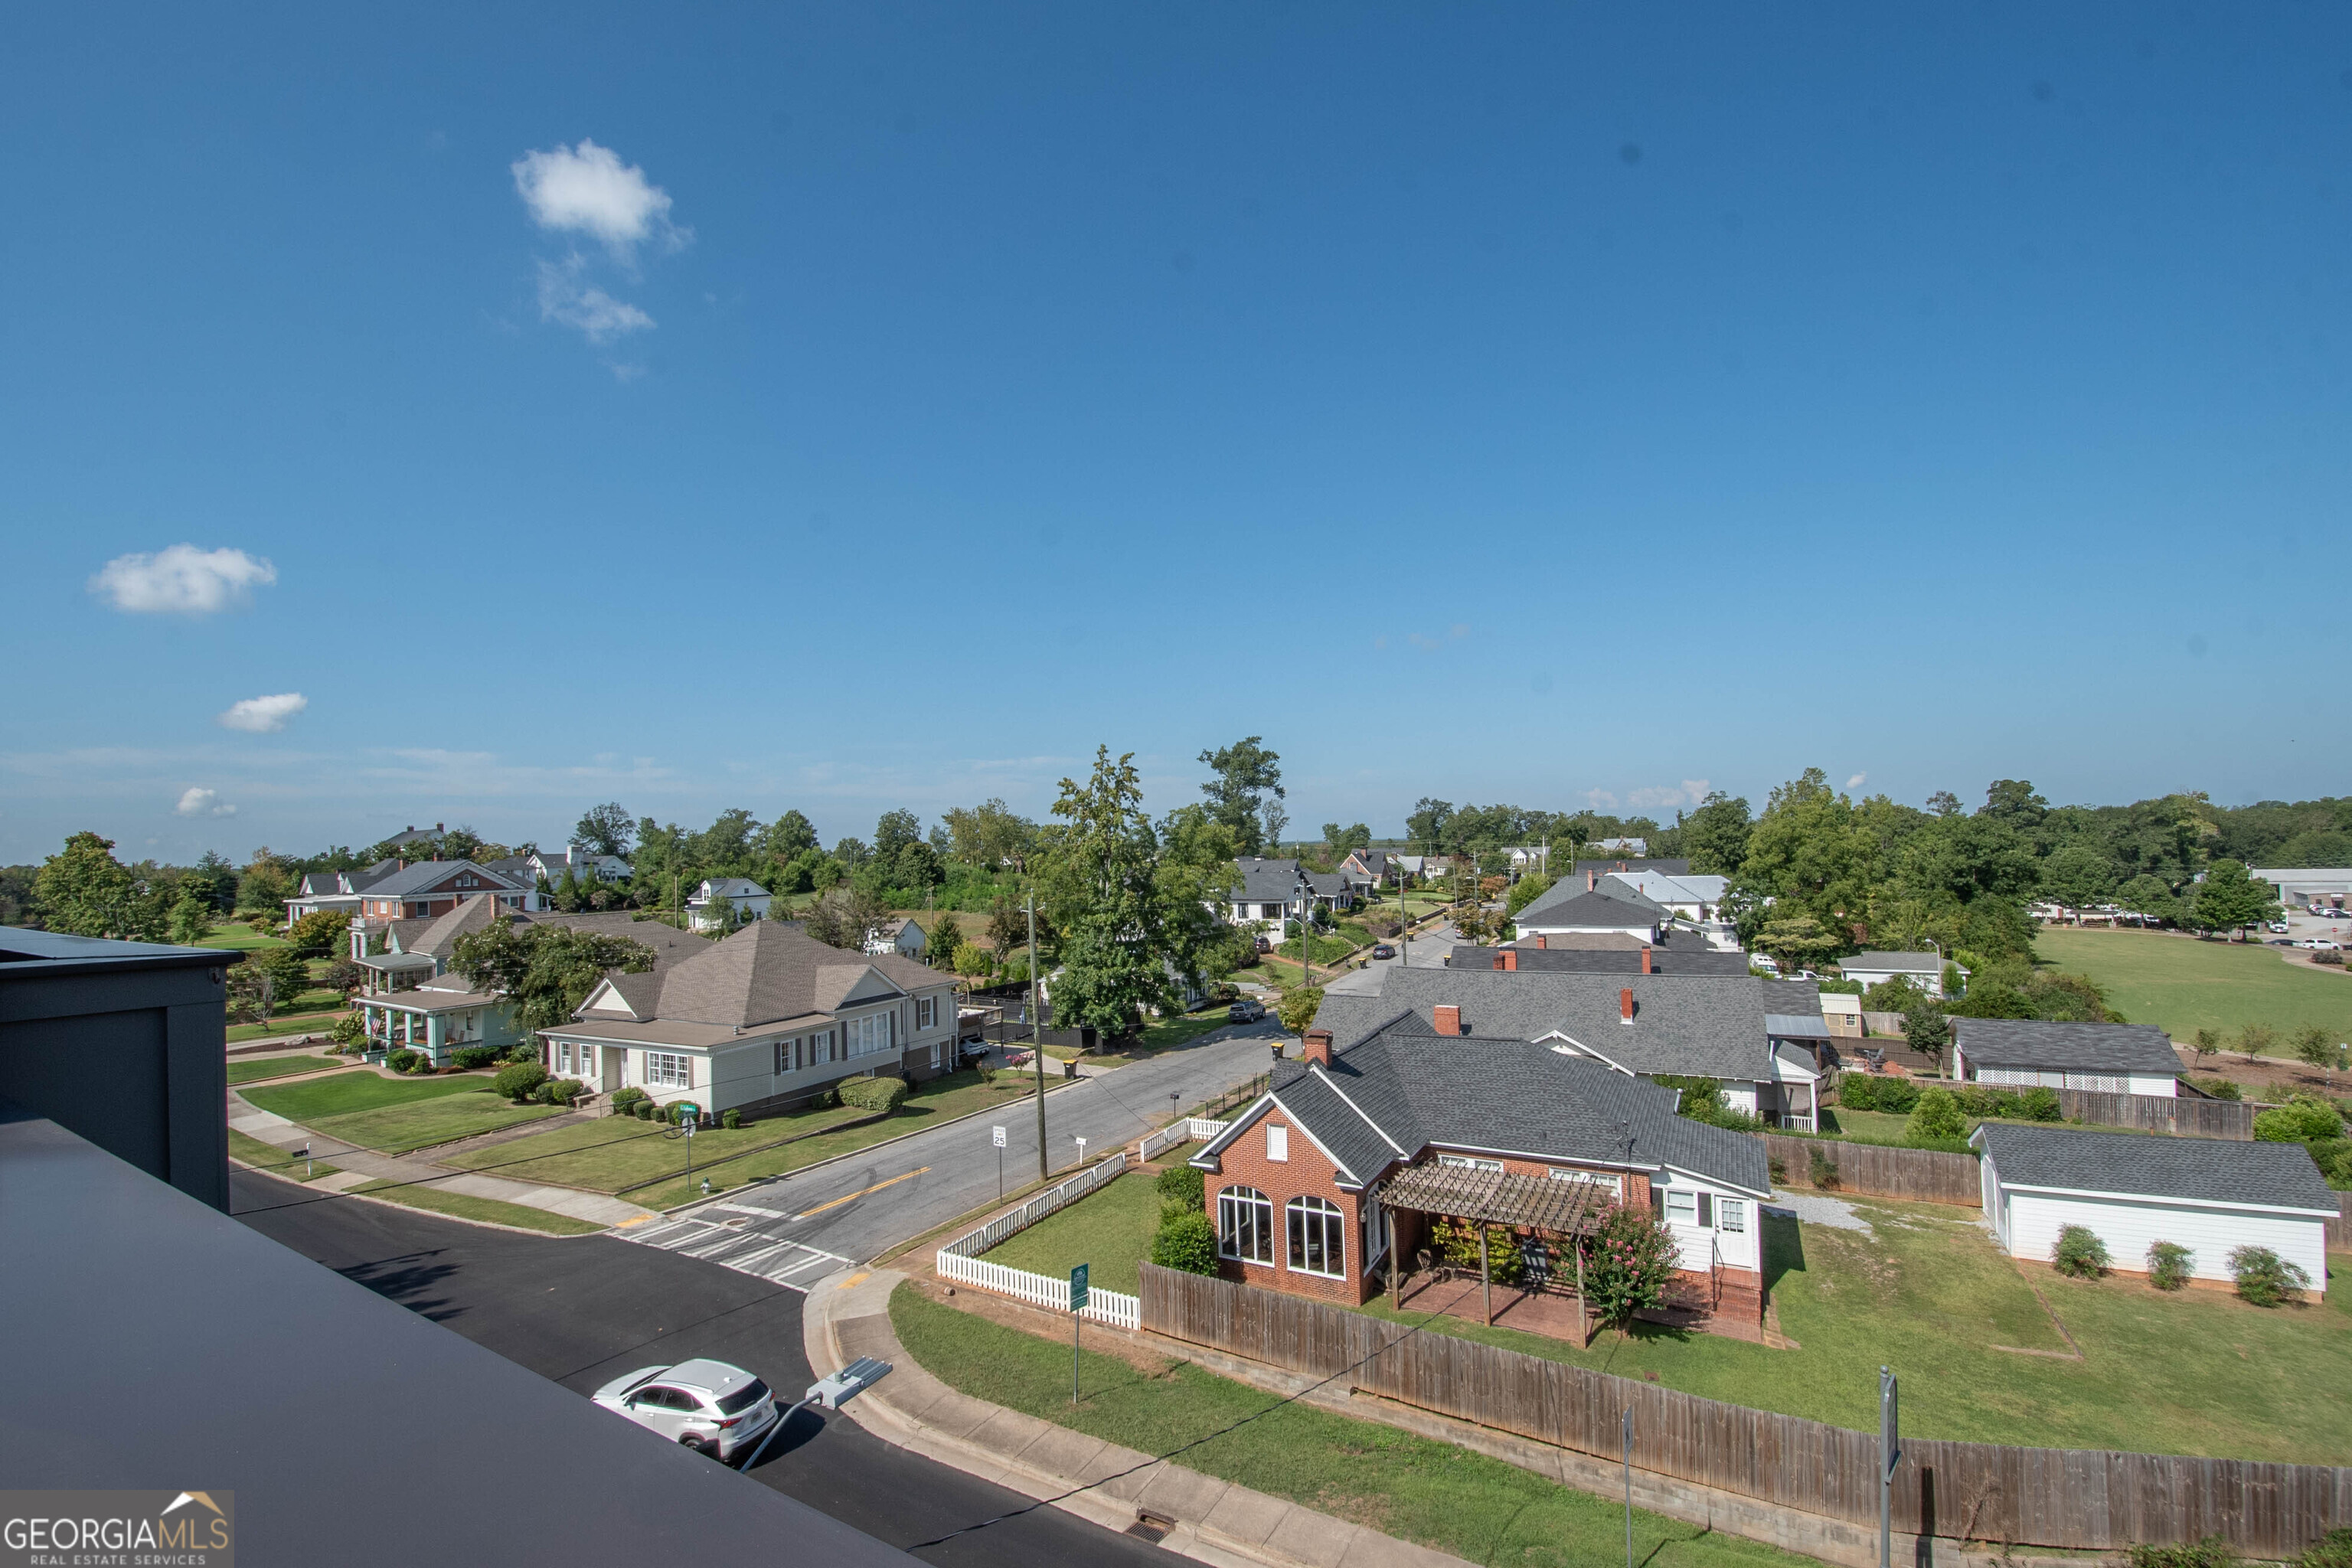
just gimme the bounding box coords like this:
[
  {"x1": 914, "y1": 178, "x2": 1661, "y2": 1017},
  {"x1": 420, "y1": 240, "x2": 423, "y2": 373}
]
[{"x1": 1029, "y1": 890, "x2": 1047, "y2": 1184}]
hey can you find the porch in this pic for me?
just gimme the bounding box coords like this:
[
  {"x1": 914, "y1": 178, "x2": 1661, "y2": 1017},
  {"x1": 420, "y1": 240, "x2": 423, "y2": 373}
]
[{"x1": 1374, "y1": 1161, "x2": 1610, "y2": 1348}]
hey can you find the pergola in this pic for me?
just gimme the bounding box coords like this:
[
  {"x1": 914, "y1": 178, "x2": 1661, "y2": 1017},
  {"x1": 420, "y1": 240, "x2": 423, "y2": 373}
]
[{"x1": 1377, "y1": 1161, "x2": 1612, "y2": 1332}]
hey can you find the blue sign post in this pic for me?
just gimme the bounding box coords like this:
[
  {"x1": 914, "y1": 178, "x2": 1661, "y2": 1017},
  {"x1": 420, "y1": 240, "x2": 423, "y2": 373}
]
[{"x1": 1070, "y1": 1264, "x2": 1089, "y2": 1404}]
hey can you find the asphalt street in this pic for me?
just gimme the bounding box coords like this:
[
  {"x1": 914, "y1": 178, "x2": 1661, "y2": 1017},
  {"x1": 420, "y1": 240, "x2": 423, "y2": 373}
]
[
  {"x1": 653, "y1": 1027, "x2": 1281, "y2": 1271},
  {"x1": 232, "y1": 1167, "x2": 1170, "y2": 1568}
]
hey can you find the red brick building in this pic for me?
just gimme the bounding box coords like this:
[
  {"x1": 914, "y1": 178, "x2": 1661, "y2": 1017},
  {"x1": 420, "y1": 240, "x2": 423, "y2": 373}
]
[{"x1": 1191, "y1": 1014, "x2": 1774, "y2": 1318}]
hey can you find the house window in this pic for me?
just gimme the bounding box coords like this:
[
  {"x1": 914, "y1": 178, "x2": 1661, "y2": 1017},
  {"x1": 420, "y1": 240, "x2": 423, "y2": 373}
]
[
  {"x1": 1718, "y1": 1198, "x2": 1746, "y2": 1233},
  {"x1": 1287, "y1": 1195, "x2": 1346, "y2": 1278},
  {"x1": 1266, "y1": 1124, "x2": 1289, "y2": 1162},
  {"x1": 645, "y1": 1052, "x2": 691, "y2": 1090},
  {"x1": 916, "y1": 996, "x2": 937, "y2": 1029},
  {"x1": 776, "y1": 1037, "x2": 793, "y2": 1076},
  {"x1": 1437, "y1": 1154, "x2": 1503, "y2": 1173},
  {"x1": 1547, "y1": 1168, "x2": 1624, "y2": 1199},
  {"x1": 1218, "y1": 1187, "x2": 1273, "y2": 1264},
  {"x1": 558, "y1": 1042, "x2": 573, "y2": 1075},
  {"x1": 1664, "y1": 1189, "x2": 1697, "y2": 1224},
  {"x1": 848, "y1": 1012, "x2": 897, "y2": 1057},
  {"x1": 1262, "y1": 903, "x2": 1284, "y2": 920}
]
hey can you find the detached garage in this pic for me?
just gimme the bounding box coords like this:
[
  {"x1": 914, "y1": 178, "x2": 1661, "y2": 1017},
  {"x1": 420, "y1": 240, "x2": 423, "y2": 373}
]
[{"x1": 1974, "y1": 1122, "x2": 2334, "y2": 1296}]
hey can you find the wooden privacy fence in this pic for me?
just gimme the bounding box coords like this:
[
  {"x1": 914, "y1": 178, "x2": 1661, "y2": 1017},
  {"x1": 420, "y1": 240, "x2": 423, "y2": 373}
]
[
  {"x1": 2329, "y1": 1194, "x2": 2352, "y2": 1253},
  {"x1": 2059, "y1": 1089, "x2": 2257, "y2": 1139},
  {"x1": 1139, "y1": 1266, "x2": 2350, "y2": 1557},
  {"x1": 1760, "y1": 1134, "x2": 1982, "y2": 1207}
]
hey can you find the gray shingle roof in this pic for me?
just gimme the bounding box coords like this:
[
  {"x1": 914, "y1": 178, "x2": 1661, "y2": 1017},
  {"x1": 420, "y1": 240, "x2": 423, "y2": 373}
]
[
  {"x1": 1953, "y1": 1019, "x2": 2182, "y2": 1076},
  {"x1": 358, "y1": 859, "x2": 526, "y2": 899},
  {"x1": 696, "y1": 877, "x2": 769, "y2": 900},
  {"x1": 1975, "y1": 1122, "x2": 2336, "y2": 1212},
  {"x1": 1312, "y1": 967, "x2": 1785, "y2": 1082},
  {"x1": 619, "y1": 921, "x2": 952, "y2": 1030},
  {"x1": 1514, "y1": 887, "x2": 1667, "y2": 931},
  {"x1": 1446, "y1": 944, "x2": 1753, "y2": 977},
  {"x1": 1214, "y1": 1015, "x2": 1770, "y2": 1194},
  {"x1": 1844, "y1": 952, "x2": 1942, "y2": 972},
  {"x1": 1571, "y1": 858, "x2": 1687, "y2": 879}
]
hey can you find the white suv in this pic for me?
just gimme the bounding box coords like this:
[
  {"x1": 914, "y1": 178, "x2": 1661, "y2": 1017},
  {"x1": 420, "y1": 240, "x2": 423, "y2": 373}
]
[{"x1": 593, "y1": 1360, "x2": 778, "y2": 1460}]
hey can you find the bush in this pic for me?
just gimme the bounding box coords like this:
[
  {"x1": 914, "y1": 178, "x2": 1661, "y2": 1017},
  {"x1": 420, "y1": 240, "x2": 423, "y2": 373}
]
[
  {"x1": 2127, "y1": 1538, "x2": 2236, "y2": 1568},
  {"x1": 504, "y1": 1043, "x2": 537, "y2": 1063},
  {"x1": 721, "y1": 1108, "x2": 742, "y2": 1130},
  {"x1": 1905, "y1": 1087, "x2": 1966, "y2": 1144},
  {"x1": 2227, "y1": 1244, "x2": 2310, "y2": 1307},
  {"x1": 2017, "y1": 1086, "x2": 2063, "y2": 1122},
  {"x1": 635, "y1": 1099, "x2": 655, "y2": 1119},
  {"x1": 1808, "y1": 1147, "x2": 1841, "y2": 1190},
  {"x1": 837, "y1": 1076, "x2": 910, "y2": 1114},
  {"x1": 2297, "y1": 1527, "x2": 2352, "y2": 1568},
  {"x1": 1577, "y1": 1203, "x2": 1681, "y2": 1328},
  {"x1": 609, "y1": 1086, "x2": 647, "y2": 1115},
  {"x1": 2196, "y1": 1077, "x2": 2243, "y2": 1101},
  {"x1": 1432, "y1": 1217, "x2": 1524, "y2": 1285},
  {"x1": 450, "y1": 1045, "x2": 501, "y2": 1070},
  {"x1": 544, "y1": 1077, "x2": 584, "y2": 1106},
  {"x1": 2146, "y1": 1240, "x2": 2194, "y2": 1291},
  {"x1": 493, "y1": 1061, "x2": 550, "y2": 1103},
  {"x1": 2052, "y1": 1223, "x2": 2110, "y2": 1279},
  {"x1": 2254, "y1": 1096, "x2": 2346, "y2": 1144},
  {"x1": 1149, "y1": 1210, "x2": 1220, "y2": 1275},
  {"x1": 385, "y1": 1049, "x2": 423, "y2": 1074},
  {"x1": 330, "y1": 1013, "x2": 368, "y2": 1049},
  {"x1": 1155, "y1": 1165, "x2": 1204, "y2": 1207}
]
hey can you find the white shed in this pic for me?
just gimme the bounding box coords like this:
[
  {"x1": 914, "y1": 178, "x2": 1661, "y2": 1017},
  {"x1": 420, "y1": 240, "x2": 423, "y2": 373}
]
[
  {"x1": 1952, "y1": 1018, "x2": 2182, "y2": 1098},
  {"x1": 1973, "y1": 1122, "x2": 2334, "y2": 1297}
]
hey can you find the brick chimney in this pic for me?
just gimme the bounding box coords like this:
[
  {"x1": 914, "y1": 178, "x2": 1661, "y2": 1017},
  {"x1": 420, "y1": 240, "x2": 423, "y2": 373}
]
[
  {"x1": 1434, "y1": 1004, "x2": 1462, "y2": 1037},
  {"x1": 1619, "y1": 988, "x2": 1635, "y2": 1024},
  {"x1": 1304, "y1": 1029, "x2": 1333, "y2": 1067},
  {"x1": 1534, "y1": 934, "x2": 1548, "y2": 950},
  {"x1": 1640, "y1": 947, "x2": 1653, "y2": 975},
  {"x1": 1587, "y1": 870, "x2": 1596, "y2": 890},
  {"x1": 1500, "y1": 949, "x2": 1518, "y2": 972}
]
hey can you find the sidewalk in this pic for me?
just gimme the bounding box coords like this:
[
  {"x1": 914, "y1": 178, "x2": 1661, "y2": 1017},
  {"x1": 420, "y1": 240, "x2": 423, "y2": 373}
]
[
  {"x1": 802, "y1": 1266, "x2": 1477, "y2": 1568},
  {"x1": 227, "y1": 1094, "x2": 653, "y2": 1228}
]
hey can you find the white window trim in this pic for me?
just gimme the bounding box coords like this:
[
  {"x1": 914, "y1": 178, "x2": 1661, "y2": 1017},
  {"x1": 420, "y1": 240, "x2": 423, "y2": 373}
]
[
  {"x1": 1266, "y1": 1123, "x2": 1289, "y2": 1162},
  {"x1": 1217, "y1": 1187, "x2": 1274, "y2": 1265},
  {"x1": 1285, "y1": 1194, "x2": 1347, "y2": 1279},
  {"x1": 1438, "y1": 1153, "x2": 1503, "y2": 1173},
  {"x1": 1547, "y1": 1168, "x2": 1624, "y2": 1198},
  {"x1": 645, "y1": 1051, "x2": 692, "y2": 1090}
]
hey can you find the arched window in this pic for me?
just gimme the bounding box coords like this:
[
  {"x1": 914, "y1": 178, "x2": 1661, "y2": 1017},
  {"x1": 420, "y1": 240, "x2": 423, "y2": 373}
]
[
  {"x1": 1217, "y1": 1187, "x2": 1272, "y2": 1265},
  {"x1": 1286, "y1": 1194, "x2": 1345, "y2": 1278}
]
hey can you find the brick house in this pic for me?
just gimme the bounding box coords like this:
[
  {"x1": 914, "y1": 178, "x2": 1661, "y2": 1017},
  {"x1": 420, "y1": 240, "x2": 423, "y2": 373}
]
[
  {"x1": 353, "y1": 858, "x2": 531, "y2": 921},
  {"x1": 1190, "y1": 1012, "x2": 1775, "y2": 1321}
]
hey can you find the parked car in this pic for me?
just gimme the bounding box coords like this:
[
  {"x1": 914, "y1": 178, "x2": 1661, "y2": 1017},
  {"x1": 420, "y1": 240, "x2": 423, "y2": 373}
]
[
  {"x1": 2267, "y1": 921, "x2": 2291, "y2": 934},
  {"x1": 1370, "y1": 942, "x2": 1396, "y2": 959},
  {"x1": 1252, "y1": 934, "x2": 1272, "y2": 953},
  {"x1": 1228, "y1": 998, "x2": 1266, "y2": 1024},
  {"x1": 2299, "y1": 938, "x2": 2344, "y2": 950},
  {"x1": 593, "y1": 1360, "x2": 778, "y2": 1461}
]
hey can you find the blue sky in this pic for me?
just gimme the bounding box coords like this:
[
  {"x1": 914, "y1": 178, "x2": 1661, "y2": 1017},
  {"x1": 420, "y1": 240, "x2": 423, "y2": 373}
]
[{"x1": 5, "y1": 4, "x2": 2349, "y2": 864}]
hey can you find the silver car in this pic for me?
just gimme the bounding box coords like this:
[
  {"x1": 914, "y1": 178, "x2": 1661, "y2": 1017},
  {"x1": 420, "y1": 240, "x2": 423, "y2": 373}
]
[{"x1": 593, "y1": 1359, "x2": 779, "y2": 1460}]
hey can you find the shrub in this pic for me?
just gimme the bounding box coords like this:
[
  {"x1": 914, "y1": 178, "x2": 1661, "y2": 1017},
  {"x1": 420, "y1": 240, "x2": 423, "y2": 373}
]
[
  {"x1": 2254, "y1": 1096, "x2": 2346, "y2": 1144},
  {"x1": 721, "y1": 1108, "x2": 742, "y2": 1130},
  {"x1": 1432, "y1": 1217, "x2": 1524, "y2": 1285},
  {"x1": 2052, "y1": 1223, "x2": 2110, "y2": 1279},
  {"x1": 1155, "y1": 1165, "x2": 1204, "y2": 1207},
  {"x1": 2146, "y1": 1240, "x2": 2193, "y2": 1291},
  {"x1": 545, "y1": 1077, "x2": 585, "y2": 1106},
  {"x1": 2227, "y1": 1244, "x2": 2310, "y2": 1307},
  {"x1": 1905, "y1": 1087, "x2": 1966, "y2": 1144},
  {"x1": 1577, "y1": 1203, "x2": 1681, "y2": 1328},
  {"x1": 635, "y1": 1099, "x2": 655, "y2": 1119},
  {"x1": 2196, "y1": 1077, "x2": 2243, "y2": 1101},
  {"x1": 503, "y1": 1043, "x2": 537, "y2": 1063},
  {"x1": 493, "y1": 1061, "x2": 550, "y2": 1103},
  {"x1": 837, "y1": 1076, "x2": 910, "y2": 1114},
  {"x1": 450, "y1": 1045, "x2": 501, "y2": 1070},
  {"x1": 2297, "y1": 1527, "x2": 2352, "y2": 1568},
  {"x1": 2017, "y1": 1086, "x2": 2063, "y2": 1122},
  {"x1": 2127, "y1": 1538, "x2": 2236, "y2": 1568},
  {"x1": 609, "y1": 1086, "x2": 647, "y2": 1115},
  {"x1": 1838, "y1": 1075, "x2": 1877, "y2": 1112},
  {"x1": 1808, "y1": 1147, "x2": 1841, "y2": 1190},
  {"x1": 1149, "y1": 1210, "x2": 1220, "y2": 1275},
  {"x1": 330, "y1": 1013, "x2": 368, "y2": 1049},
  {"x1": 385, "y1": 1049, "x2": 423, "y2": 1074}
]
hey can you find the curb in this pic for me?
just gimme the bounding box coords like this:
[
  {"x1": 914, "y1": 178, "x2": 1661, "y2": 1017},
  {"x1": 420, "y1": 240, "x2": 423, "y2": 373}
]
[{"x1": 801, "y1": 1268, "x2": 1478, "y2": 1568}]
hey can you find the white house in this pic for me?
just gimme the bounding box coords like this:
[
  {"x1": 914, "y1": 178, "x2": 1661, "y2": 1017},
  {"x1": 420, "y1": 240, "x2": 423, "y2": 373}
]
[
  {"x1": 687, "y1": 877, "x2": 772, "y2": 930},
  {"x1": 867, "y1": 916, "x2": 929, "y2": 961},
  {"x1": 1952, "y1": 1018, "x2": 2181, "y2": 1097},
  {"x1": 1837, "y1": 952, "x2": 1948, "y2": 998},
  {"x1": 1975, "y1": 1122, "x2": 2334, "y2": 1297},
  {"x1": 1223, "y1": 858, "x2": 1357, "y2": 941},
  {"x1": 1511, "y1": 877, "x2": 1668, "y2": 949}
]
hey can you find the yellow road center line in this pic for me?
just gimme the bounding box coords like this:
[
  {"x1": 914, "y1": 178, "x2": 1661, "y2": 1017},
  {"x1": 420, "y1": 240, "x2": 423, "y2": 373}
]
[{"x1": 793, "y1": 1166, "x2": 929, "y2": 1221}]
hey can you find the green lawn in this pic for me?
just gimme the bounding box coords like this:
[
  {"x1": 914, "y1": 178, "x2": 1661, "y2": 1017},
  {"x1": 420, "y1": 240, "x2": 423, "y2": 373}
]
[
  {"x1": 351, "y1": 1179, "x2": 605, "y2": 1235},
  {"x1": 892, "y1": 1285, "x2": 1817, "y2": 1568},
  {"x1": 449, "y1": 1069, "x2": 1044, "y2": 1206},
  {"x1": 226, "y1": 1054, "x2": 342, "y2": 1086},
  {"x1": 2034, "y1": 927, "x2": 2352, "y2": 1046},
  {"x1": 981, "y1": 1172, "x2": 1165, "y2": 1295},
  {"x1": 241, "y1": 1070, "x2": 561, "y2": 1153},
  {"x1": 194, "y1": 922, "x2": 291, "y2": 950},
  {"x1": 1132, "y1": 1011, "x2": 1232, "y2": 1052},
  {"x1": 226, "y1": 1127, "x2": 340, "y2": 1181},
  {"x1": 225, "y1": 1009, "x2": 350, "y2": 1044},
  {"x1": 962, "y1": 1178, "x2": 2347, "y2": 1462}
]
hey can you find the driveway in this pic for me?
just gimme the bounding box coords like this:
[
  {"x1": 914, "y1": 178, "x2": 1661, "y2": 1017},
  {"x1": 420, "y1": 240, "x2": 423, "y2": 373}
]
[{"x1": 232, "y1": 1171, "x2": 1165, "y2": 1568}]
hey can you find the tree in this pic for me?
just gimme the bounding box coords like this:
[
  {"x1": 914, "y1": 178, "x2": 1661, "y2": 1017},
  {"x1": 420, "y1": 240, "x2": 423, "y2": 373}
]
[
  {"x1": 1406, "y1": 799, "x2": 1454, "y2": 854},
  {"x1": 926, "y1": 912, "x2": 965, "y2": 972},
  {"x1": 1198, "y1": 737, "x2": 1283, "y2": 856},
  {"x1": 757, "y1": 809, "x2": 819, "y2": 863},
  {"x1": 2191, "y1": 1027, "x2": 2221, "y2": 1067},
  {"x1": 34, "y1": 832, "x2": 155, "y2": 939},
  {"x1": 939, "y1": 799, "x2": 1037, "y2": 870},
  {"x1": 891, "y1": 840, "x2": 943, "y2": 891},
  {"x1": 2039, "y1": 843, "x2": 2118, "y2": 907},
  {"x1": 449, "y1": 923, "x2": 657, "y2": 1031},
  {"x1": 2292, "y1": 1026, "x2": 2341, "y2": 1081},
  {"x1": 285, "y1": 908, "x2": 351, "y2": 958},
  {"x1": 187, "y1": 850, "x2": 239, "y2": 911},
  {"x1": 2193, "y1": 860, "x2": 2278, "y2": 936},
  {"x1": 1040, "y1": 746, "x2": 1179, "y2": 1037},
  {"x1": 951, "y1": 940, "x2": 992, "y2": 978},
  {"x1": 1757, "y1": 914, "x2": 1842, "y2": 973},
  {"x1": 1276, "y1": 985, "x2": 1325, "y2": 1036},
  {"x1": 1321, "y1": 822, "x2": 1371, "y2": 859},
  {"x1": 804, "y1": 884, "x2": 890, "y2": 950},
  {"x1": 874, "y1": 809, "x2": 923, "y2": 862},
  {"x1": 1905, "y1": 1087, "x2": 1966, "y2": 1143},
  {"x1": 1257, "y1": 797, "x2": 1289, "y2": 852},
  {"x1": 1902, "y1": 1006, "x2": 1949, "y2": 1060},
  {"x1": 2117, "y1": 873, "x2": 2180, "y2": 926},
  {"x1": 986, "y1": 897, "x2": 1033, "y2": 962},
  {"x1": 1504, "y1": 872, "x2": 1555, "y2": 916},
  {"x1": 235, "y1": 856, "x2": 294, "y2": 920},
  {"x1": 168, "y1": 884, "x2": 214, "y2": 946}
]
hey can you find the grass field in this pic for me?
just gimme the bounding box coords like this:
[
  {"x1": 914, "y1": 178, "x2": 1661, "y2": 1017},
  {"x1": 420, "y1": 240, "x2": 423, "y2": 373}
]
[
  {"x1": 892, "y1": 1284, "x2": 1816, "y2": 1568},
  {"x1": 225, "y1": 1054, "x2": 343, "y2": 1086},
  {"x1": 981, "y1": 1172, "x2": 1164, "y2": 1294},
  {"x1": 225, "y1": 1009, "x2": 351, "y2": 1044},
  {"x1": 959, "y1": 1180, "x2": 2349, "y2": 1462},
  {"x1": 1129, "y1": 1011, "x2": 1231, "y2": 1053},
  {"x1": 226, "y1": 1127, "x2": 340, "y2": 1181},
  {"x1": 351, "y1": 1179, "x2": 605, "y2": 1235},
  {"x1": 194, "y1": 922, "x2": 291, "y2": 950},
  {"x1": 2036, "y1": 928, "x2": 2352, "y2": 1046},
  {"x1": 241, "y1": 1070, "x2": 561, "y2": 1153},
  {"x1": 450, "y1": 1068, "x2": 1042, "y2": 1206}
]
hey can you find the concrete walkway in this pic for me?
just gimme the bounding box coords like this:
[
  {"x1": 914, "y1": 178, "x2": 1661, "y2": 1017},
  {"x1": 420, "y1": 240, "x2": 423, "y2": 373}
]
[
  {"x1": 226, "y1": 1093, "x2": 654, "y2": 1229},
  {"x1": 803, "y1": 1266, "x2": 1477, "y2": 1568}
]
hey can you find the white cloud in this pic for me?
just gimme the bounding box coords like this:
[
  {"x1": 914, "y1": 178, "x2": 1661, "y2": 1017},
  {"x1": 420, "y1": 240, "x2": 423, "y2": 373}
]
[
  {"x1": 511, "y1": 139, "x2": 689, "y2": 257},
  {"x1": 1846, "y1": 773, "x2": 1868, "y2": 790},
  {"x1": 90, "y1": 545, "x2": 276, "y2": 615},
  {"x1": 175, "y1": 787, "x2": 237, "y2": 818},
  {"x1": 536, "y1": 256, "x2": 655, "y2": 344},
  {"x1": 217, "y1": 692, "x2": 308, "y2": 733},
  {"x1": 1583, "y1": 788, "x2": 1619, "y2": 809},
  {"x1": 1627, "y1": 779, "x2": 1713, "y2": 811}
]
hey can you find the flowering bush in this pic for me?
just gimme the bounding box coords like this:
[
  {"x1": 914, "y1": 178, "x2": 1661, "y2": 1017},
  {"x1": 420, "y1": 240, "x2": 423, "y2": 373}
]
[{"x1": 1576, "y1": 1203, "x2": 1681, "y2": 1328}]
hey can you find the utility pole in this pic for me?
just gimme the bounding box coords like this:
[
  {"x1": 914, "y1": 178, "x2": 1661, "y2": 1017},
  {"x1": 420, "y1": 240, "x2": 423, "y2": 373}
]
[{"x1": 1029, "y1": 890, "x2": 1047, "y2": 1183}]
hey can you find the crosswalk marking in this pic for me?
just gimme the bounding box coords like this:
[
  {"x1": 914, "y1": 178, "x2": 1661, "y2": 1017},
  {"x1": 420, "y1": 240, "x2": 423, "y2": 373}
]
[{"x1": 614, "y1": 1214, "x2": 849, "y2": 1292}]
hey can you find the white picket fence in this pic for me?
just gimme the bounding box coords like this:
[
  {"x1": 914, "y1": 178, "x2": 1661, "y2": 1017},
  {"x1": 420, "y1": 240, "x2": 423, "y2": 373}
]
[
  {"x1": 935, "y1": 1249, "x2": 1142, "y2": 1329},
  {"x1": 1185, "y1": 1116, "x2": 1229, "y2": 1140},
  {"x1": 1138, "y1": 1115, "x2": 1228, "y2": 1161},
  {"x1": 939, "y1": 1152, "x2": 1128, "y2": 1259}
]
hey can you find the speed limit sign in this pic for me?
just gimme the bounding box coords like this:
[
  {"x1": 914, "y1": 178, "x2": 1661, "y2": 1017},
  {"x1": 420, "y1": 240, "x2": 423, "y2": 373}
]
[{"x1": 991, "y1": 1125, "x2": 1007, "y2": 1148}]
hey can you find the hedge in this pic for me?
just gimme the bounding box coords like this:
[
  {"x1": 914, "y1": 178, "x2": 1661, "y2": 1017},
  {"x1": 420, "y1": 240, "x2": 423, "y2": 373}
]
[{"x1": 837, "y1": 1076, "x2": 909, "y2": 1114}]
